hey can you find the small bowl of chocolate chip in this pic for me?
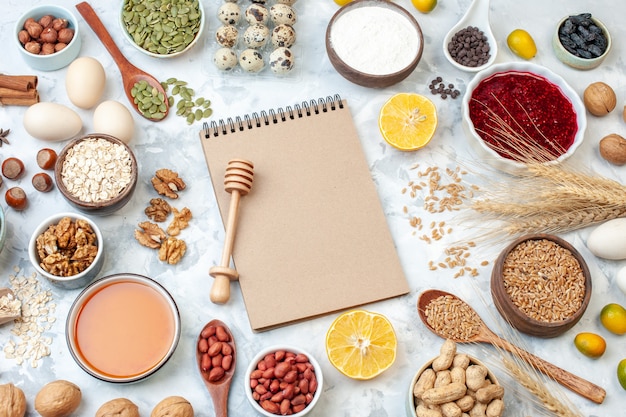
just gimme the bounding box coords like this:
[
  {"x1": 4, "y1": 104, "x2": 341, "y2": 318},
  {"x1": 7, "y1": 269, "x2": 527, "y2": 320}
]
[{"x1": 553, "y1": 13, "x2": 611, "y2": 70}]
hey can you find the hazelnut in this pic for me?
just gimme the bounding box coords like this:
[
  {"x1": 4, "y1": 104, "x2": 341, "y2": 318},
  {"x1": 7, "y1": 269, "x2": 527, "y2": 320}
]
[
  {"x1": 34, "y1": 380, "x2": 81, "y2": 417},
  {"x1": 40, "y1": 43, "x2": 56, "y2": 55},
  {"x1": 40, "y1": 27, "x2": 58, "y2": 44},
  {"x1": 96, "y1": 398, "x2": 140, "y2": 417},
  {"x1": 151, "y1": 396, "x2": 194, "y2": 417},
  {"x1": 24, "y1": 18, "x2": 43, "y2": 38},
  {"x1": 54, "y1": 43, "x2": 67, "y2": 52},
  {"x1": 57, "y1": 28, "x2": 74, "y2": 44},
  {"x1": 38, "y1": 14, "x2": 54, "y2": 28},
  {"x1": 51, "y1": 18, "x2": 68, "y2": 31},
  {"x1": 0, "y1": 383, "x2": 27, "y2": 417},
  {"x1": 599, "y1": 133, "x2": 626, "y2": 165},
  {"x1": 18, "y1": 30, "x2": 30, "y2": 45},
  {"x1": 24, "y1": 41, "x2": 41, "y2": 55},
  {"x1": 583, "y1": 81, "x2": 616, "y2": 116}
]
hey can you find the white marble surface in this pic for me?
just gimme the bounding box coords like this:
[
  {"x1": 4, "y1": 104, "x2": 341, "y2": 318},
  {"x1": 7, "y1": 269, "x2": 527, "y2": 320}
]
[{"x1": 1, "y1": 0, "x2": 626, "y2": 416}]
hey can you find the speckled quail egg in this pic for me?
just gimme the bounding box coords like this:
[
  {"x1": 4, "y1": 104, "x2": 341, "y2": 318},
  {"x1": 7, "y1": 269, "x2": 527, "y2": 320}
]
[
  {"x1": 269, "y1": 47, "x2": 294, "y2": 74},
  {"x1": 218, "y1": 3, "x2": 241, "y2": 25},
  {"x1": 216, "y1": 25, "x2": 239, "y2": 48},
  {"x1": 214, "y1": 48, "x2": 239, "y2": 71},
  {"x1": 243, "y1": 24, "x2": 270, "y2": 49},
  {"x1": 271, "y1": 24, "x2": 296, "y2": 48},
  {"x1": 245, "y1": 3, "x2": 269, "y2": 25},
  {"x1": 270, "y1": 4, "x2": 297, "y2": 26},
  {"x1": 239, "y1": 49, "x2": 265, "y2": 73},
  {"x1": 276, "y1": 0, "x2": 297, "y2": 5}
]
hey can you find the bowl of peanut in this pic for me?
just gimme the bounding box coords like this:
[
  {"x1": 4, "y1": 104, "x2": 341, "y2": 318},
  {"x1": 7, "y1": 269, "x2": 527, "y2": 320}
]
[
  {"x1": 490, "y1": 233, "x2": 592, "y2": 338},
  {"x1": 244, "y1": 345, "x2": 323, "y2": 416},
  {"x1": 55, "y1": 134, "x2": 138, "y2": 216},
  {"x1": 15, "y1": 4, "x2": 81, "y2": 71},
  {"x1": 408, "y1": 339, "x2": 504, "y2": 417},
  {"x1": 28, "y1": 212, "x2": 104, "y2": 290}
]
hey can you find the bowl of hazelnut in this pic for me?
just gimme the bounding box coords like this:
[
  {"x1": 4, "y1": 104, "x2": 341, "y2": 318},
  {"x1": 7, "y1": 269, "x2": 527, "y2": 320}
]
[
  {"x1": 15, "y1": 5, "x2": 81, "y2": 71},
  {"x1": 28, "y1": 212, "x2": 104, "y2": 290},
  {"x1": 55, "y1": 134, "x2": 138, "y2": 216}
]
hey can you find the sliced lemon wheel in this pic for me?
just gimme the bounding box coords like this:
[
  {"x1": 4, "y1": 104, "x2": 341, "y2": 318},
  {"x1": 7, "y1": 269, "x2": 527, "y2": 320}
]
[
  {"x1": 378, "y1": 93, "x2": 438, "y2": 151},
  {"x1": 325, "y1": 310, "x2": 397, "y2": 380}
]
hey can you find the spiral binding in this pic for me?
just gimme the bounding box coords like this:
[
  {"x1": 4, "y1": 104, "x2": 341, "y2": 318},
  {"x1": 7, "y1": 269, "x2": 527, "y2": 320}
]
[{"x1": 202, "y1": 94, "x2": 344, "y2": 138}]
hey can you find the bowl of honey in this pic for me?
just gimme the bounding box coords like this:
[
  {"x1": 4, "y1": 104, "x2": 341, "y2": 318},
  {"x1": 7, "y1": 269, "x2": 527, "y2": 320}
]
[{"x1": 65, "y1": 273, "x2": 181, "y2": 383}]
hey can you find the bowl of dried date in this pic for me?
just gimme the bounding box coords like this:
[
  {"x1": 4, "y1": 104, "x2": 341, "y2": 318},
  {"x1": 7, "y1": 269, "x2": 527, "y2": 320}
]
[
  {"x1": 245, "y1": 345, "x2": 323, "y2": 416},
  {"x1": 28, "y1": 212, "x2": 104, "y2": 290},
  {"x1": 54, "y1": 134, "x2": 138, "y2": 216},
  {"x1": 553, "y1": 13, "x2": 611, "y2": 70},
  {"x1": 15, "y1": 4, "x2": 81, "y2": 71},
  {"x1": 461, "y1": 62, "x2": 586, "y2": 173}
]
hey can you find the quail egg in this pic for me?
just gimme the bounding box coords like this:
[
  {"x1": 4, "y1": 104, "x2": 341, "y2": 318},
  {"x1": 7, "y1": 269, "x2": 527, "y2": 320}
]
[
  {"x1": 239, "y1": 49, "x2": 265, "y2": 73},
  {"x1": 269, "y1": 47, "x2": 294, "y2": 75},
  {"x1": 271, "y1": 24, "x2": 296, "y2": 48},
  {"x1": 218, "y1": 3, "x2": 241, "y2": 25},
  {"x1": 214, "y1": 48, "x2": 239, "y2": 71},
  {"x1": 276, "y1": 0, "x2": 297, "y2": 4},
  {"x1": 243, "y1": 24, "x2": 270, "y2": 49},
  {"x1": 245, "y1": 3, "x2": 269, "y2": 25},
  {"x1": 216, "y1": 25, "x2": 239, "y2": 48},
  {"x1": 270, "y1": 4, "x2": 296, "y2": 26}
]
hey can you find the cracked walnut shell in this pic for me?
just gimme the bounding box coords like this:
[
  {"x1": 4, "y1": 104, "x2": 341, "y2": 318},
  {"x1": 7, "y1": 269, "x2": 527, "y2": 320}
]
[
  {"x1": 152, "y1": 169, "x2": 186, "y2": 199},
  {"x1": 151, "y1": 396, "x2": 194, "y2": 417},
  {"x1": 34, "y1": 380, "x2": 81, "y2": 417},
  {"x1": 0, "y1": 383, "x2": 26, "y2": 417},
  {"x1": 96, "y1": 398, "x2": 139, "y2": 417}
]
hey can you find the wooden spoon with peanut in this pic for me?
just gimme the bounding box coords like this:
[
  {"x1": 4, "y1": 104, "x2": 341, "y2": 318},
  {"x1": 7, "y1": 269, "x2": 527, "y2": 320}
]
[{"x1": 417, "y1": 289, "x2": 606, "y2": 404}]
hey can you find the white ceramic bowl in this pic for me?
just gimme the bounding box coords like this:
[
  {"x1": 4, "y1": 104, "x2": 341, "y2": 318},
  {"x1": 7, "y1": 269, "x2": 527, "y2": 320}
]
[
  {"x1": 28, "y1": 212, "x2": 104, "y2": 290},
  {"x1": 552, "y1": 14, "x2": 611, "y2": 70},
  {"x1": 66, "y1": 273, "x2": 181, "y2": 383},
  {"x1": 244, "y1": 345, "x2": 323, "y2": 416},
  {"x1": 461, "y1": 62, "x2": 586, "y2": 173},
  {"x1": 14, "y1": 5, "x2": 82, "y2": 71},
  {"x1": 119, "y1": 0, "x2": 205, "y2": 58}
]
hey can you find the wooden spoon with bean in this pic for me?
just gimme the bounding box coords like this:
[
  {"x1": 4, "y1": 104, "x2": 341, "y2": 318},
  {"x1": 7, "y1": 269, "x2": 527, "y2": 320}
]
[
  {"x1": 75, "y1": 2, "x2": 169, "y2": 122},
  {"x1": 0, "y1": 288, "x2": 21, "y2": 325},
  {"x1": 417, "y1": 289, "x2": 606, "y2": 404},
  {"x1": 196, "y1": 319, "x2": 236, "y2": 417}
]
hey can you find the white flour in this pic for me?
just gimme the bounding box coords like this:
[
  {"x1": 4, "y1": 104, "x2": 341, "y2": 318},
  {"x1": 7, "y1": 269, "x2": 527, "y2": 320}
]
[{"x1": 330, "y1": 6, "x2": 420, "y2": 75}]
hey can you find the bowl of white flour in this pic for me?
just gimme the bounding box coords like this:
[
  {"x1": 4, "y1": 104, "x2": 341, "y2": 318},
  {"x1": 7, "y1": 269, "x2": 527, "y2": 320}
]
[{"x1": 325, "y1": 0, "x2": 423, "y2": 88}]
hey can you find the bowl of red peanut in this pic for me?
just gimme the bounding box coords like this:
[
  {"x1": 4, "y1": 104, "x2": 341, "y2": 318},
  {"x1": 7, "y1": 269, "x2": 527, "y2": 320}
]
[{"x1": 245, "y1": 345, "x2": 323, "y2": 416}]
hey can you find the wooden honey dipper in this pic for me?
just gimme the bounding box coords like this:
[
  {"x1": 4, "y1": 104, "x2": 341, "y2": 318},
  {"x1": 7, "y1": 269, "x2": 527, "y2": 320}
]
[{"x1": 209, "y1": 159, "x2": 254, "y2": 304}]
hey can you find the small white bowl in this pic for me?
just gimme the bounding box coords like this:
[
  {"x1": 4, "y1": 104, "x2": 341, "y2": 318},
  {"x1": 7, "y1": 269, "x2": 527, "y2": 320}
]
[
  {"x1": 14, "y1": 5, "x2": 82, "y2": 71},
  {"x1": 119, "y1": 0, "x2": 205, "y2": 58},
  {"x1": 461, "y1": 62, "x2": 586, "y2": 173},
  {"x1": 66, "y1": 273, "x2": 181, "y2": 383},
  {"x1": 245, "y1": 345, "x2": 323, "y2": 416},
  {"x1": 553, "y1": 14, "x2": 611, "y2": 70},
  {"x1": 28, "y1": 212, "x2": 104, "y2": 290}
]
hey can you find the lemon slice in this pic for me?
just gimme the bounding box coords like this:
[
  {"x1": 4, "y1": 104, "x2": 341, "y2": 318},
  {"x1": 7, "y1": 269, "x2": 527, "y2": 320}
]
[
  {"x1": 325, "y1": 310, "x2": 397, "y2": 380},
  {"x1": 378, "y1": 93, "x2": 438, "y2": 151}
]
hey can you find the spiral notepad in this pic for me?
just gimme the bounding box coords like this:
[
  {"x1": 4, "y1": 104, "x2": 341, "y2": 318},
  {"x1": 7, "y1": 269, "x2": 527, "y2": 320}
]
[{"x1": 199, "y1": 95, "x2": 409, "y2": 331}]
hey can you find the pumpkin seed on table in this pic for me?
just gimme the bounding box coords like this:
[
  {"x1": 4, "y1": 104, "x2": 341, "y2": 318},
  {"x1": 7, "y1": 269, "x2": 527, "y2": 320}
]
[
  {"x1": 122, "y1": 0, "x2": 202, "y2": 56},
  {"x1": 162, "y1": 77, "x2": 213, "y2": 125}
]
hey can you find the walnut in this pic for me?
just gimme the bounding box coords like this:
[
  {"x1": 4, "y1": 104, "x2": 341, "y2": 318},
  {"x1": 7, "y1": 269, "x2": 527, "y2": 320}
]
[
  {"x1": 96, "y1": 398, "x2": 139, "y2": 417},
  {"x1": 151, "y1": 396, "x2": 194, "y2": 417},
  {"x1": 159, "y1": 237, "x2": 187, "y2": 265},
  {"x1": 167, "y1": 207, "x2": 192, "y2": 236},
  {"x1": 0, "y1": 383, "x2": 26, "y2": 417},
  {"x1": 584, "y1": 81, "x2": 616, "y2": 116},
  {"x1": 145, "y1": 198, "x2": 172, "y2": 222},
  {"x1": 134, "y1": 222, "x2": 167, "y2": 249},
  {"x1": 152, "y1": 169, "x2": 186, "y2": 199},
  {"x1": 34, "y1": 380, "x2": 81, "y2": 417}
]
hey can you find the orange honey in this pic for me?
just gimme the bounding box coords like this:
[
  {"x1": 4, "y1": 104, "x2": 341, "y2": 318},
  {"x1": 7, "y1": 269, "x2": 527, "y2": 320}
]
[{"x1": 73, "y1": 280, "x2": 176, "y2": 378}]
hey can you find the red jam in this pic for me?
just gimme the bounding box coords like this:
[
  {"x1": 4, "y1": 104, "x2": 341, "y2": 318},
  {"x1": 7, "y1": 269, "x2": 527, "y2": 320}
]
[{"x1": 468, "y1": 71, "x2": 578, "y2": 161}]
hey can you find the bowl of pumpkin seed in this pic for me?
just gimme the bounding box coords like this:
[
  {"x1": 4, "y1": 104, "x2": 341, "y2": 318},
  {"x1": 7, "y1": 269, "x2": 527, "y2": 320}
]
[{"x1": 120, "y1": 0, "x2": 205, "y2": 58}]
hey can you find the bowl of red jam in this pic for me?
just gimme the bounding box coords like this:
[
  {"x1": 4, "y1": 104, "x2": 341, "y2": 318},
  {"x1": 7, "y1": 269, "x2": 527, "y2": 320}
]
[{"x1": 461, "y1": 62, "x2": 586, "y2": 173}]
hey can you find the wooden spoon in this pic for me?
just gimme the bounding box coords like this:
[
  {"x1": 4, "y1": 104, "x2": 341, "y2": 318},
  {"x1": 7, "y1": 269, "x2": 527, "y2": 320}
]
[
  {"x1": 417, "y1": 289, "x2": 606, "y2": 404},
  {"x1": 196, "y1": 319, "x2": 236, "y2": 417},
  {"x1": 75, "y1": 2, "x2": 169, "y2": 121},
  {"x1": 0, "y1": 288, "x2": 20, "y2": 325}
]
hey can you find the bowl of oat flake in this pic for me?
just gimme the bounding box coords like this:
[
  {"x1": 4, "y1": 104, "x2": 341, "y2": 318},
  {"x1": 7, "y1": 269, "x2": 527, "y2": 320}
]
[{"x1": 55, "y1": 134, "x2": 138, "y2": 216}]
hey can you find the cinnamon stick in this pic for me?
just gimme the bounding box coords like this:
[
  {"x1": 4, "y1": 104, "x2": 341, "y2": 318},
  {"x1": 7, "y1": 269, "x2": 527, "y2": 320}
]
[
  {"x1": 0, "y1": 75, "x2": 38, "y2": 92},
  {"x1": 0, "y1": 94, "x2": 40, "y2": 107},
  {"x1": 0, "y1": 87, "x2": 38, "y2": 100}
]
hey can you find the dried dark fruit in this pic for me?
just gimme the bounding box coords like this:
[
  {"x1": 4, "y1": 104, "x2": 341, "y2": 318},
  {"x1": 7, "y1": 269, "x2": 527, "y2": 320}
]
[{"x1": 558, "y1": 13, "x2": 608, "y2": 59}]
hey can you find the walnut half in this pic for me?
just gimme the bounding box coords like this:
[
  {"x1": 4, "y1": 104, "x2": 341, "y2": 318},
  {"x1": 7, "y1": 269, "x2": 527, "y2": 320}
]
[
  {"x1": 145, "y1": 198, "x2": 171, "y2": 222},
  {"x1": 134, "y1": 222, "x2": 167, "y2": 249},
  {"x1": 152, "y1": 169, "x2": 186, "y2": 199},
  {"x1": 158, "y1": 237, "x2": 187, "y2": 265}
]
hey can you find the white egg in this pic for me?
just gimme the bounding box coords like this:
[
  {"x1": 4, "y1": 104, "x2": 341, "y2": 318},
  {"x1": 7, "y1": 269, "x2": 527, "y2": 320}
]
[
  {"x1": 93, "y1": 100, "x2": 135, "y2": 144},
  {"x1": 587, "y1": 218, "x2": 626, "y2": 260},
  {"x1": 23, "y1": 102, "x2": 83, "y2": 142},
  {"x1": 617, "y1": 265, "x2": 626, "y2": 295},
  {"x1": 66, "y1": 57, "x2": 106, "y2": 109}
]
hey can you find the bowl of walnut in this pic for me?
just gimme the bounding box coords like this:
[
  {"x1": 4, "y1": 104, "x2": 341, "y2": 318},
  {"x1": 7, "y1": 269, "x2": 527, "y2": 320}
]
[
  {"x1": 55, "y1": 134, "x2": 138, "y2": 216},
  {"x1": 28, "y1": 212, "x2": 104, "y2": 289}
]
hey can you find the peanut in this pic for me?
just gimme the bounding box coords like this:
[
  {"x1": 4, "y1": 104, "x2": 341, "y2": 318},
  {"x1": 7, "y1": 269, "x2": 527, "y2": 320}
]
[
  {"x1": 441, "y1": 402, "x2": 462, "y2": 417},
  {"x1": 415, "y1": 402, "x2": 443, "y2": 417},
  {"x1": 452, "y1": 354, "x2": 470, "y2": 369},
  {"x1": 485, "y1": 399, "x2": 504, "y2": 417},
  {"x1": 475, "y1": 384, "x2": 504, "y2": 403},
  {"x1": 434, "y1": 370, "x2": 452, "y2": 387},
  {"x1": 455, "y1": 395, "x2": 474, "y2": 412},
  {"x1": 432, "y1": 339, "x2": 456, "y2": 371},
  {"x1": 197, "y1": 324, "x2": 235, "y2": 384},
  {"x1": 450, "y1": 367, "x2": 466, "y2": 385},
  {"x1": 414, "y1": 368, "x2": 436, "y2": 398},
  {"x1": 465, "y1": 365, "x2": 488, "y2": 391},
  {"x1": 422, "y1": 382, "x2": 467, "y2": 405}
]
